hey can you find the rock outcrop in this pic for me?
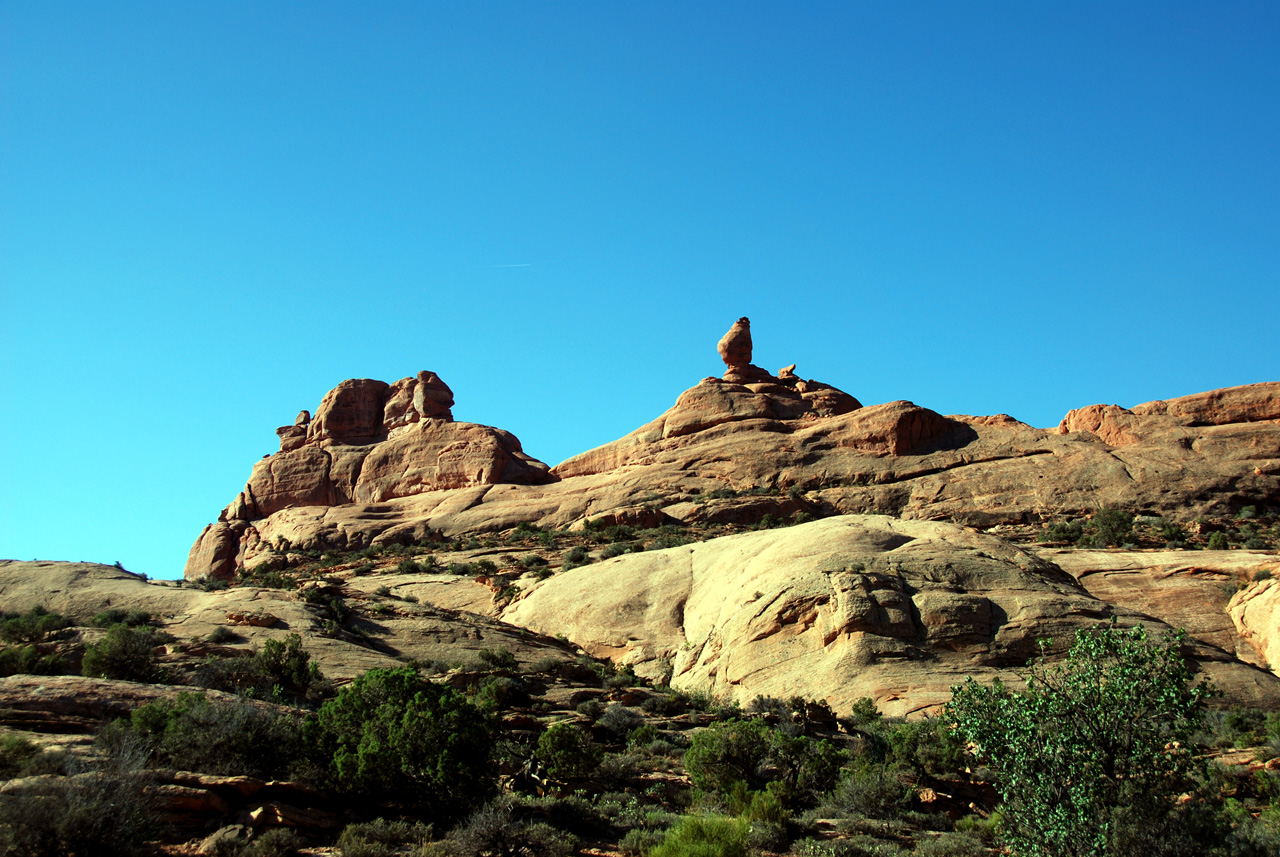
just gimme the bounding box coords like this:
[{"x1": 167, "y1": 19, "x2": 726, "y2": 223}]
[
  {"x1": 182, "y1": 322, "x2": 1278, "y2": 625},
  {"x1": 1230, "y1": 578, "x2": 1280, "y2": 672},
  {"x1": 184, "y1": 372, "x2": 553, "y2": 581},
  {"x1": 501, "y1": 516, "x2": 1280, "y2": 716}
]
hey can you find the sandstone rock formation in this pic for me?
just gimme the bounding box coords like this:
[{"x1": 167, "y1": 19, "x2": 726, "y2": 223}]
[
  {"x1": 1230, "y1": 577, "x2": 1280, "y2": 672},
  {"x1": 184, "y1": 372, "x2": 553, "y2": 581},
  {"x1": 502, "y1": 516, "x2": 1280, "y2": 716},
  {"x1": 185, "y1": 323, "x2": 1278, "y2": 589}
]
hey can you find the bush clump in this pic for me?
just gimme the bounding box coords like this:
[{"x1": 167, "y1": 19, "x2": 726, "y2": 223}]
[
  {"x1": 537, "y1": 722, "x2": 603, "y2": 780},
  {"x1": 81, "y1": 624, "x2": 170, "y2": 684},
  {"x1": 308, "y1": 667, "x2": 495, "y2": 822}
]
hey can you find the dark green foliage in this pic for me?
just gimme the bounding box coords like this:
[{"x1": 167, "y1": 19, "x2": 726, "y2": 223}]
[
  {"x1": 0, "y1": 643, "x2": 67, "y2": 677},
  {"x1": 478, "y1": 646, "x2": 518, "y2": 670},
  {"x1": 684, "y1": 718, "x2": 846, "y2": 809},
  {"x1": 308, "y1": 667, "x2": 495, "y2": 821},
  {"x1": 562, "y1": 545, "x2": 591, "y2": 570},
  {"x1": 207, "y1": 625, "x2": 240, "y2": 644},
  {"x1": 0, "y1": 606, "x2": 71, "y2": 643},
  {"x1": 537, "y1": 722, "x2": 603, "y2": 779},
  {"x1": 818, "y1": 760, "x2": 913, "y2": 819},
  {"x1": 476, "y1": 675, "x2": 529, "y2": 711},
  {"x1": 81, "y1": 624, "x2": 169, "y2": 683},
  {"x1": 90, "y1": 608, "x2": 151, "y2": 628},
  {"x1": 195, "y1": 632, "x2": 325, "y2": 704},
  {"x1": 1208, "y1": 531, "x2": 1229, "y2": 550},
  {"x1": 0, "y1": 734, "x2": 43, "y2": 778},
  {"x1": 947, "y1": 622, "x2": 1213, "y2": 856},
  {"x1": 1090, "y1": 508, "x2": 1135, "y2": 546},
  {"x1": 100, "y1": 692, "x2": 307, "y2": 780}
]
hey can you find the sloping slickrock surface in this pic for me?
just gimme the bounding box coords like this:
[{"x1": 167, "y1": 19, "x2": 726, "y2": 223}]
[
  {"x1": 0, "y1": 561, "x2": 572, "y2": 682},
  {"x1": 1041, "y1": 549, "x2": 1279, "y2": 667},
  {"x1": 501, "y1": 516, "x2": 1280, "y2": 716}
]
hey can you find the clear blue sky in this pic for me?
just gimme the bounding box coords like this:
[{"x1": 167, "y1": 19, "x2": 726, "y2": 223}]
[{"x1": 2, "y1": 2, "x2": 1277, "y2": 579}]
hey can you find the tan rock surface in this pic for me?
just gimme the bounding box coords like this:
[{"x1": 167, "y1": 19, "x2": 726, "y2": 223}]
[
  {"x1": 501, "y1": 516, "x2": 1280, "y2": 716},
  {"x1": 1041, "y1": 549, "x2": 1278, "y2": 668},
  {"x1": 1230, "y1": 577, "x2": 1280, "y2": 671},
  {"x1": 0, "y1": 561, "x2": 575, "y2": 683}
]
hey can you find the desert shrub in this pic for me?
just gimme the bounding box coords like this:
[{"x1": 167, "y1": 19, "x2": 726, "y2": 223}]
[
  {"x1": 81, "y1": 624, "x2": 169, "y2": 683},
  {"x1": 0, "y1": 606, "x2": 71, "y2": 643},
  {"x1": 599, "y1": 704, "x2": 644, "y2": 736},
  {"x1": 537, "y1": 722, "x2": 602, "y2": 780},
  {"x1": 478, "y1": 647, "x2": 518, "y2": 670},
  {"x1": 628, "y1": 722, "x2": 660, "y2": 748},
  {"x1": 1044, "y1": 520, "x2": 1084, "y2": 544},
  {"x1": 195, "y1": 632, "x2": 325, "y2": 704},
  {"x1": 195, "y1": 575, "x2": 230, "y2": 591},
  {"x1": 882, "y1": 716, "x2": 964, "y2": 777},
  {"x1": 0, "y1": 643, "x2": 67, "y2": 677},
  {"x1": 396, "y1": 558, "x2": 419, "y2": 574},
  {"x1": 308, "y1": 667, "x2": 495, "y2": 821},
  {"x1": 0, "y1": 734, "x2": 42, "y2": 778},
  {"x1": 818, "y1": 760, "x2": 913, "y2": 819},
  {"x1": 577, "y1": 699, "x2": 604, "y2": 721},
  {"x1": 601, "y1": 543, "x2": 633, "y2": 559},
  {"x1": 1208, "y1": 532, "x2": 1229, "y2": 550},
  {"x1": 649, "y1": 815, "x2": 748, "y2": 857},
  {"x1": 337, "y1": 818, "x2": 434, "y2": 857},
  {"x1": 476, "y1": 676, "x2": 529, "y2": 711},
  {"x1": 561, "y1": 546, "x2": 591, "y2": 570},
  {"x1": 449, "y1": 562, "x2": 474, "y2": 576},
  {"x1": 947, "y1": 622, "x2": 1213, "y2": 857},
  {"x1": 0, "y1": 750, "x2": 155, "y2": 857},
  {"x1": 685, "y1": 718, "x2": 845, "y2": 809},
  {"x1": 521, "y1": 554, "x2": 548, "y2": 568},
  {"x1": 449, "y1": 798, "x2": 575, "y2": 857},
  {"x1": 100, "y1": 692, "x2": 307, "y2": 779},
  {"x1": 472, "y1": 558, "x2": 498, "y2": 575},
  {"x1": 90, "y1": 608, "x2": 151, "y2": 628},
  {"x1": 1089, "y1": 508, "x2": 1135, "y2": 547},
  {"x1": 620, "y1": 827, "x2": 667, "y2": 856},
  {"x1": 211, "y1": 827, "x2": 304, "y2": 857},
  {"x1": 207, "y1": 625, "x2": 240, "y2": 644},
  {"x1": 911, "y1": 833, "x2": 987, "y2": 857}
]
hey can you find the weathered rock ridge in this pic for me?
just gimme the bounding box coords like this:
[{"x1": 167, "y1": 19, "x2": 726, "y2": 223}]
[
  {"x1": 186, "y1": 372, "x2": 554, "y2": 580},
  {"x1": 502, "y1": 516, "x2": 1280, "y2": 716},
  {"x1": 185, "y1": 323, "x2": 1279, "y2": 594}
]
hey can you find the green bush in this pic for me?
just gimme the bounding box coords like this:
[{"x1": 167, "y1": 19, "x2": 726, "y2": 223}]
[
  {"x1": 819, "y1": 760, "x2": 913, "y2": 819},
  {"x1": 100, "y1": 692, "x2": 307, "y2": 780},
  {"x1": 308, "y1": 667, "x2": 495, "y2": 821},
  {"x1": 537, "y1": 722, "x2": 602, "y2": 779},
  {"x1": 478, "y1": 647, "x2": 518, "y2": 670},
  {"x1": 195, "y1": 632, "x2": 325, "y2": 704},
  {"x1": 650, "y1": 815, "x2": 748, "y2": 857},
  {"x1": 1089, "y1": 509, "x2": 1135, "y2": 547},
  {"x1": 947, "y1": 622, "x2": 1214, "y2": 857},
  {"x1": 1208, "y1": 531, "x2": 1230, "y2": 550},
  {"x1": 685, "y1": 718, "x2": 845, "y2": 809},
  {"x1": 0, "y1": 734, "x2": 42, "y2": 778},
  {"x1": 90, "y1": 609, "x2": 151, "y2": 628},
  {"x1": 81, "y1": 625, "x2": 170, "y2": 683},
  {"x1": 0, "y1": 606, "x2": 71, "y2": 643},
  {"x1": 0, "y1": 643, "x2": 67, "y2": 677}
]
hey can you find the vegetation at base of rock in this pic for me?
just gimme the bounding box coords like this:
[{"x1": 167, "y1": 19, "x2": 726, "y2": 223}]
[
  {"x1": 537, "y1": 722, "x2": 603, "y2": 779},
  {"x1": 684, "y1": 717, "x2": 846, "y2": 809},
  {"x1": 308, "y1": 667, "x2": 496, "y2": 822},
  {"x1": 81, "y1": 623, "x2": 171, "y2": 683},
  {"x1": 195, "y1": 632, "x2": 329, "y2": 704},
  {"x1": 946, "y1": 621, "x2": 1215, "y2": 856},
  {"x1": 0, "y1": 606, "x2": 72, "y2": 644},
  {"x1": 98, "y1": 692, "x2": 308, "y2": 780}
]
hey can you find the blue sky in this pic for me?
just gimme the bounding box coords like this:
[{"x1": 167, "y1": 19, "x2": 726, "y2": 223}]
[{"x1": 2, "y1": 2, "x2": 1277, "y2": 579}]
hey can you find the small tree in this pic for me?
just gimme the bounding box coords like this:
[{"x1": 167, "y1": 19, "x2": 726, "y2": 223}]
[
  {"x1": 308, "y1": 667, "x2": 494, "y2": 822},
  {"x1": 946, "y1": 622, "x2": 1214, "y2": 857}
]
